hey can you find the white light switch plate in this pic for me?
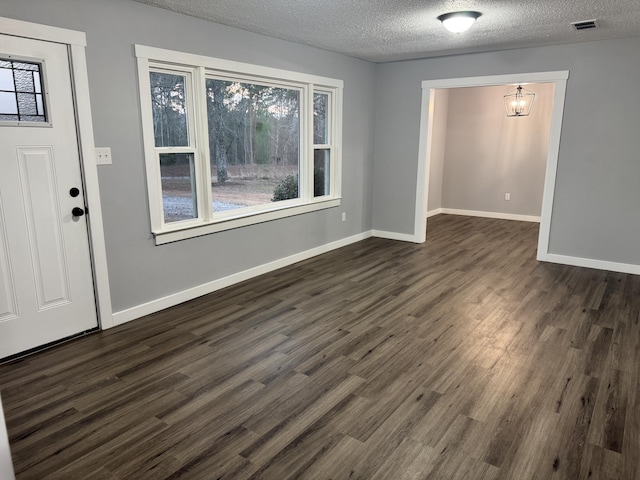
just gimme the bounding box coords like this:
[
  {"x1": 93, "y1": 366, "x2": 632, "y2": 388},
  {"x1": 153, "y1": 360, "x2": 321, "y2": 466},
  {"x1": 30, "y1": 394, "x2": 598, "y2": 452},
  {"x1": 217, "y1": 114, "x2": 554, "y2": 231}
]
[{"x1": 95, "y1": 147, "x2": 112, "y2": 165}]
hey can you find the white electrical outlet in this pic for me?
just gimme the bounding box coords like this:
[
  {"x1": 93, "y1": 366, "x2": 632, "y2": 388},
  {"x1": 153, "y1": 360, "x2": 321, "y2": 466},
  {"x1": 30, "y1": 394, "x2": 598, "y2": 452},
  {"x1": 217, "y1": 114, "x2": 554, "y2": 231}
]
[
  {"x1": 505, "y1": 193, "x2": 511, "y2": 201},
  {"x1": 342, "y1": 212, "x2": 346, "y2": 222},
  {"x1": 95, "y1": 147, "x2": 112, "y2": 165}
]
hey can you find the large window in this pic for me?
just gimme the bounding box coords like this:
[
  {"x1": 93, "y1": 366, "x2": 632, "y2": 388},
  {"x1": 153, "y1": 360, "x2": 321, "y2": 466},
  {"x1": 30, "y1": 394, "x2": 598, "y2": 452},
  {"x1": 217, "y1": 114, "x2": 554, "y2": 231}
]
[{"x1": 136, "y1": 46, "x2": 343, "y2": 244}]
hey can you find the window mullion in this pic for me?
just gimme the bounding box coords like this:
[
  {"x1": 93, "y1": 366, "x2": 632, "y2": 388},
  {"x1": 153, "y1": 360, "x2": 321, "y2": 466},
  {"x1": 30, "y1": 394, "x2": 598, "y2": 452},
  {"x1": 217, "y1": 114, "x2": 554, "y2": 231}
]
[
  {"x1": 327, "y1": 91, "x2": 334, "y2": 197},
  {"x1": 303, "y1": 85, "x2": 313, "y2": 201},
  {"x1": 193, "y1": 67, "x2": 213, "y2": 221},
  {"x1": 333, "y1": 87, "x2": 343, "y2": 198},
  {"x1": 184, "y1": 68, "x2": 202, "y2": 224}
]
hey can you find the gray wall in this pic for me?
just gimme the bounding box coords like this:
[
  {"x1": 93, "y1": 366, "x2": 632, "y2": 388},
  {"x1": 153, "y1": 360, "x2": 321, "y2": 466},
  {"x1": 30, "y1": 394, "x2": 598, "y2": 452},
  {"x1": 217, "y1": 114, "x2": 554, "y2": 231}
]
[
  {"x1": 374, "y1": 37, "x2": 640, "y2": 265},
  {"x1": 2, "y1": 0, "x2": 376, "y2": 312},
  {"x1": 440, "y1": 83, "x2": 554, "y2": 217},
  {"x1": 427, "y1": 89, "x2": 448, "y2": 212},
  {"x1": 5, "y1": 0, "x2": 640, "y2": 312}
]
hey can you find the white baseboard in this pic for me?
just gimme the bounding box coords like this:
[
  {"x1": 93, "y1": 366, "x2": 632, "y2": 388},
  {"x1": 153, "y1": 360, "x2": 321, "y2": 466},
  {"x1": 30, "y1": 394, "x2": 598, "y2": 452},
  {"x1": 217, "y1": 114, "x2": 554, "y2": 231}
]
[
  {"x1": 540, "y1": 253, "x2": 640, "y2": 276},
  {"x1": 439, "y1": 208, "x2": 540, "y2": 223},
  {"x1": 372, "y1": 207, "x2": 537, "y2": 244},
  {"x1": 112, "y1": 231, "x2": 373, "y2": 326},
  {"x1": 372, "y1": 230, "x2": 421, "y2": 243},
  {"x1": 426, "y1": 208, "x2": 442, "y2": 218}
]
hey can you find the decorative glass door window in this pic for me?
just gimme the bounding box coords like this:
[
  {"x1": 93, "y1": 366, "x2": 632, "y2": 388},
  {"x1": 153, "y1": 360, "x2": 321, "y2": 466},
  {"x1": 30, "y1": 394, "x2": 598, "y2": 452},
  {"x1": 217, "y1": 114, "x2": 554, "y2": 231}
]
[{"x1": 0, "y1": 59, "x2": 46, "y2": 123}]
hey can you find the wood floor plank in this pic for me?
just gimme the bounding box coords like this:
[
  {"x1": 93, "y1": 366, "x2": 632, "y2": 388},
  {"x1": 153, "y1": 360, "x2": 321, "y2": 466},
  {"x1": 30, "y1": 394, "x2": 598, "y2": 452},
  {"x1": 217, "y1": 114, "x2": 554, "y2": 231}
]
[
  {"x1": 240, "y1": 374, "x2": 364, "y2": 466},
  {"x1": 1, "y1": 214, "x2": 639, "y2": 479},
  {"x1": 369, "y1": 438, "x2": 438, "y2": 480}
]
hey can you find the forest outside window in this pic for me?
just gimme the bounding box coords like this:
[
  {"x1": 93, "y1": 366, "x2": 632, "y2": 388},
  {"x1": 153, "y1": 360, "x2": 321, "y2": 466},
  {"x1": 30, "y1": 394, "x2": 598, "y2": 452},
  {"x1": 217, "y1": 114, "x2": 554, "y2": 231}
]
[{"x1": 136, "y1": 45, "x2": 343, "y2": 244}]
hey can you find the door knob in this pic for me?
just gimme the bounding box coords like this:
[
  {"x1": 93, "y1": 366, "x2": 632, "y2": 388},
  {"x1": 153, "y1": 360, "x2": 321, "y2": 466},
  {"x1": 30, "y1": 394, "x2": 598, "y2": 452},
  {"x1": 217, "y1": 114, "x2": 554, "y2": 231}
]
[{"x1": 72, "y1": 207, "x2": 85, "y2": 217}]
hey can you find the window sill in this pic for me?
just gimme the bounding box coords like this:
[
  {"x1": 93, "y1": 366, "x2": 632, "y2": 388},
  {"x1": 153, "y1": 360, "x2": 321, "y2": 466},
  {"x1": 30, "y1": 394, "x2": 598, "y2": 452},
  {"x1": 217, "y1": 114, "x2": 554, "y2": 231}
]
[{"x1": 153, "y1": 197, "x2": 341, "y2": 245}]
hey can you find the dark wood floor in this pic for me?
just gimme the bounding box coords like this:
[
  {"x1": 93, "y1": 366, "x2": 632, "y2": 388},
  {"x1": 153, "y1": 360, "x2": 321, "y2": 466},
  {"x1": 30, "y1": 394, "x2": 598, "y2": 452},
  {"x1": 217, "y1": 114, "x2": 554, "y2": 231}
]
[{"x1": 1, "y1": 214, "x2": 639, "y2": 479}]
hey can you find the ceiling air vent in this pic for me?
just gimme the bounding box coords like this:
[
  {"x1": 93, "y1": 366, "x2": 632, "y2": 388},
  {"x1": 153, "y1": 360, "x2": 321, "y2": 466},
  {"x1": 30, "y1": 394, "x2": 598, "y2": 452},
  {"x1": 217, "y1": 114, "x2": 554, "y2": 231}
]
[{"x1": 571, "y1": 20, "x2": 598, "y2": 31}]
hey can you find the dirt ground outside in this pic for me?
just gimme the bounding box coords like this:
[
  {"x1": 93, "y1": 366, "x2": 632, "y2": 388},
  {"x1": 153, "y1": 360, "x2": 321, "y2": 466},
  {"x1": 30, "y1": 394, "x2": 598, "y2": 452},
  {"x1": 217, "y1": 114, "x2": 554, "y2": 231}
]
[{"x1": 160, "y1": 164, "x2": 298, "y2": 222}]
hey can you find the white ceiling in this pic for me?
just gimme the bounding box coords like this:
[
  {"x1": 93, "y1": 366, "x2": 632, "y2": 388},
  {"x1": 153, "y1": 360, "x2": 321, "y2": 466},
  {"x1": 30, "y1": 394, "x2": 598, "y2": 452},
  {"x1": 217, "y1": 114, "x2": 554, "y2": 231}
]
[{"x1": 133, "y1": 0, "x2": 640, "y2": 62}]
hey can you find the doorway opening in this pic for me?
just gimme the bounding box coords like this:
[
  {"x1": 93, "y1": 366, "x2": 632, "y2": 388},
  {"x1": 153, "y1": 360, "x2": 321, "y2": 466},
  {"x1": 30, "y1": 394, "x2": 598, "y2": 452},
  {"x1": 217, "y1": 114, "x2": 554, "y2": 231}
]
[
  {"x1": 428, "y1": 82, "x2": 555, "y2": 221},
  {"x1": 414, "y1": 72, "x2": 569, "y2": 262}
]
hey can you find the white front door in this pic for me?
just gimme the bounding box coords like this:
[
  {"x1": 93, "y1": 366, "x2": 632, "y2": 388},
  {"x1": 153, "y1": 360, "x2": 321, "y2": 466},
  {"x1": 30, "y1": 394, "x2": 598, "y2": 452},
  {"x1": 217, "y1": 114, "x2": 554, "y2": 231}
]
[{"x1": 0, "y1": 34, "x2": 98, "y2": 359}]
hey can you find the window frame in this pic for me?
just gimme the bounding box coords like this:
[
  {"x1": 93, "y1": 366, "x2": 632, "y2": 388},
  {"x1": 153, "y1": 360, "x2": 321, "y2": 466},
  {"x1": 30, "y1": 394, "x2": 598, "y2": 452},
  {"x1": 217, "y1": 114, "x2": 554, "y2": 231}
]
[
  {"x1": 312, "y1": 88, "x2": 336, "y2": 199},
  {"x1": 136, "y1": 45, "x2": 343, "y2": 245},
  {"x1": 148, "y1": 65, "x2": 202, "y2": 229}
]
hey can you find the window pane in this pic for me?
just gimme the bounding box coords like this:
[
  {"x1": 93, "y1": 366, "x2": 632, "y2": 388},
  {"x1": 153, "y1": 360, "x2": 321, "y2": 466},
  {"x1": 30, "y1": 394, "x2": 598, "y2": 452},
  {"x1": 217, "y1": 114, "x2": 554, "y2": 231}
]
[
  {"x1": 160, "y1": 153, "x2": 198, "y2": 223},
  {"x1": 0, "y1": 92, "x2": 18, "y2": 115},
  {"x1": 0, "y1": 68, "x2": 13, "y2": 91},
  {"x1": 35, "y1": 94, "x2": 44, "y2": 116},
  {"x1": 314, "y1": 149, "x2": 330, "y2": 197},
  {"x1": 14, "y1": 69, "x2": 35, "y2": 93},
  {"x1": 205, "y1": 78, "x2": 300, "y2": 209},
  {"x1": 33, "y1": 71, "x2": 42, "y2": 94},
  {"x1": 150, "y1": 72, "x2": 189, "y2": 147},
  {"x1": 17, "y1": 93, "x2": 37, "y2": 115},
  {"x1": 313, "y1": 93, "x2": 329, "y2": 145},
  {"x1": 14, "y1": 62, "x2": 39, "y2": 71},
  {"x1": 20, "y1": 115, "x2": 45, "y2": 122}
]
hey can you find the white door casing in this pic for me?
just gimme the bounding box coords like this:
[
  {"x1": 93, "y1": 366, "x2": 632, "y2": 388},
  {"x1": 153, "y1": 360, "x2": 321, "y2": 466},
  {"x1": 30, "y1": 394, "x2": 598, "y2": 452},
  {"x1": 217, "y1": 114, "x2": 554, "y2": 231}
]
[
  {"x1": 415, "y1": 71, "x2": 569, "y2": 253},
  {"x1": 0, "y1": 34, "x2": 98, "y2": 358},
  {"x1": 0, "y1": 394, "x2": 14, "y2": 480}
]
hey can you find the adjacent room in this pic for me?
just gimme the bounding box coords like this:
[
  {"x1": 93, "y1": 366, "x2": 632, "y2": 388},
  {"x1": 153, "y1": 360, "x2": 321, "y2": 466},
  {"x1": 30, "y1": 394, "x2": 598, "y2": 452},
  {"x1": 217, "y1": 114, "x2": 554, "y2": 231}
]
[
  {"x1": 426, "y1": 82, "x2": 555, "y2": 223},
  {"x1": 1, "y1": 0, "x2": 640, "y2": 478}
]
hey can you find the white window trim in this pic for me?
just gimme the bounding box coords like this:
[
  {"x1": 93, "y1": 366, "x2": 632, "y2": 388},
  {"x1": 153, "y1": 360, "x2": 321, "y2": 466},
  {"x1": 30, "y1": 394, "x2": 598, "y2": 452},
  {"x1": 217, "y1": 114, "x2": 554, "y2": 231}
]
[
  {"x1": 312, "y1": 88, "x2": 339, "y2": 199},
  {"x1": 136, "y1": 45, "x2": 343, "y2": 244}
]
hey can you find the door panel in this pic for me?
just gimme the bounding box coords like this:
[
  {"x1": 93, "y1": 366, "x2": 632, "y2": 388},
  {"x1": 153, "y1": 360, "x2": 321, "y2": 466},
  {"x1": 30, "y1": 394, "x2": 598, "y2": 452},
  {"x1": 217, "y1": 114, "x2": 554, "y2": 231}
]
[
  {"x1": 0, "y1": 204, "x2": 17, "y2": 322},
  {"x1": 0, "y1": 34, "x2": 98, "y2": 358},
  {"x1": 17, "y1": 147, "x2": 71, "y2": 309}
]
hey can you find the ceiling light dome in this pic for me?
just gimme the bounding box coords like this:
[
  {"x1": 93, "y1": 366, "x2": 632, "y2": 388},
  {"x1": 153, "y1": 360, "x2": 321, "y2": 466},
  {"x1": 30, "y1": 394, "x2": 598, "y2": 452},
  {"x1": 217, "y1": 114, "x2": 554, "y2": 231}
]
[{"x1": 437, "y1": 11, "x2": 482, "y2": 33}]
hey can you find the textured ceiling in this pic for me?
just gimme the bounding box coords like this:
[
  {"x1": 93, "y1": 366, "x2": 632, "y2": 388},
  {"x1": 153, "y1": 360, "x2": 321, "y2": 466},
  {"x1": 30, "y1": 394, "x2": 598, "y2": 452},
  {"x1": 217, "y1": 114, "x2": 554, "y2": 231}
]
[{"x1": 132, "y1": 0, "x2": 640, "y2": 62}]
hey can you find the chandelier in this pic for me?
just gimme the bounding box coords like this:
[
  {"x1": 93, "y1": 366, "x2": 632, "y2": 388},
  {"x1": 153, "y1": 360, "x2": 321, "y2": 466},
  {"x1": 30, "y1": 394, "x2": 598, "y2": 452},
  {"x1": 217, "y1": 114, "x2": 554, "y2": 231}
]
[{"x1": 504, "y1": 85, "x2": 535, "y2": 117}]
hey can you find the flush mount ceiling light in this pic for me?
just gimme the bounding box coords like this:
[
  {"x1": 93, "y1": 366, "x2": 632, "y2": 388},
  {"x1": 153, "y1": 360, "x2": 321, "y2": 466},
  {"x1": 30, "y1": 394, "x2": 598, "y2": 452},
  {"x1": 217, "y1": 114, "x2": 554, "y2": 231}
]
[
  {"x1": 504, "y1": 85, "x2": 536, "y2": 117},
  {"x1": 437, "y1": 11, "x2": 482, "y2": 33}
]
